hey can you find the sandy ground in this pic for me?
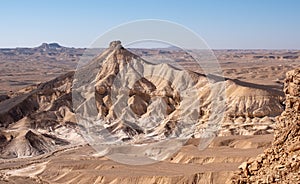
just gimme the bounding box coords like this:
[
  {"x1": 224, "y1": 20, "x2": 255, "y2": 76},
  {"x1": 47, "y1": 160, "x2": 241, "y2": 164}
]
[{"x1": 0, "y1": 134, "x2": 273, "y2": 184}]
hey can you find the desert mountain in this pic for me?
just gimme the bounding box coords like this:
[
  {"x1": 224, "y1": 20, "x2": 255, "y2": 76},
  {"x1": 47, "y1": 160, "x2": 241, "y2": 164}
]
[{"x1": 0, "y1": 41, "x2": 284, "y2": 158}]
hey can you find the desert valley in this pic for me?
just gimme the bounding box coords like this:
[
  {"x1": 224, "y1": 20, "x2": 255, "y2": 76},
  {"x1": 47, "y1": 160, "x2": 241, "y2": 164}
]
[{"x1": 0, "y1": 41, "x2": 299, "y2": 183}]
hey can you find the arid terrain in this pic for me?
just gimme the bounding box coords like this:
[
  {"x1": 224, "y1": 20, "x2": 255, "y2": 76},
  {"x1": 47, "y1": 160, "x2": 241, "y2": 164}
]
[
  {"x1": 1, "y1": 44, "x2": 299, "y2": 95},
  {"x1": 0, "y1": 43, "x2": 84, "y2": 94},
  {"x1": 0, "y1": 42, "x2": 299, "y2": 183}
]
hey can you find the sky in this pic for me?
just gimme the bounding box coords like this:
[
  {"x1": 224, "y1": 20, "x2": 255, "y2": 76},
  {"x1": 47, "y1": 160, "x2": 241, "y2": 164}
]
[{"x1": 1, "y1": 0, "x2": 300, "y2": 49}]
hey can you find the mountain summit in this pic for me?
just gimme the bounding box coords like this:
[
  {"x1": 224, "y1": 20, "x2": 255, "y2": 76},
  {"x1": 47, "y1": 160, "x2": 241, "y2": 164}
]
[{"x1": 109, "y1": 40, "x2": 122, "y2": 49}]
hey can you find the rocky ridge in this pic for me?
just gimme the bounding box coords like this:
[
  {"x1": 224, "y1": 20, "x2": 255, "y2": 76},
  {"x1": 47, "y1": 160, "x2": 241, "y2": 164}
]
[{"x1": 232, "y1": 69, "x2": 300, "y2": 183}]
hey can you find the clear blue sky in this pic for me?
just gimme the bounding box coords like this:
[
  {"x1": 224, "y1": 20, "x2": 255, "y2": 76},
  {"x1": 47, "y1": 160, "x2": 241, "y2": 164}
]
[{"x1": 1, "y1": 0, "x2": 300, "y2": 49}]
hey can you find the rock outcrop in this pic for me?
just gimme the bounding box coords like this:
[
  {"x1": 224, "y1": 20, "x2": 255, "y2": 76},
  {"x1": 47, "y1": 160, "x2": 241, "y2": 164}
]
[
  {"x1": 232, "y1": 69, "x2": 300, "y2": 183},
  {"x1": 0, "y1": 71, "x2": 83, "y2": 158}
]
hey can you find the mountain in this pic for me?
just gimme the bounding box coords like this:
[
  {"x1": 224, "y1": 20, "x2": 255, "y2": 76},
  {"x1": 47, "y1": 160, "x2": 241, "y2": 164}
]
[
  {"x1": 37, "y1": 43, "x2": 63, "y2": 50},
  {"x1": 0, "y1": 41, "x2": 284, "y2": 159}
]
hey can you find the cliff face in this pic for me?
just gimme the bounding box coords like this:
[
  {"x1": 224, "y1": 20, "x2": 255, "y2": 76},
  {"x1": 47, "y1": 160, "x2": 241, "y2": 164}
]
[{"x1": 233, "y1": 69, "x2": 300, "y2": 183}]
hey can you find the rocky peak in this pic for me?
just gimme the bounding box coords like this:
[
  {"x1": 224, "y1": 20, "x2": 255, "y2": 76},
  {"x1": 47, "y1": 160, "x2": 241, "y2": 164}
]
[
  {"x1": 109, "y1": 40, "x2": 123, "y2": 50},
  {"x1": 103, "y1": 41, "x2": 137, "y2": 65}
]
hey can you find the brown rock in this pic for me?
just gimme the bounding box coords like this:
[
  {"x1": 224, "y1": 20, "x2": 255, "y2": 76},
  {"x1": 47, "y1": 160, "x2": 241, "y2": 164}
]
[
  {"x1": 128, "y1": 95, "x2": 147, "y2": 116},
  {"x1": 238, "y1": 162, "x2": 249, "y2": 176},
  {"x1": 249, "y1": 161, "x2": 259, "y2": 171},
  {"x1": 288, "y1": 142, "x2": 300, "y2": 152},
  {"x1": 95, "y1": 85, "x2": 107, "y2": 95}
]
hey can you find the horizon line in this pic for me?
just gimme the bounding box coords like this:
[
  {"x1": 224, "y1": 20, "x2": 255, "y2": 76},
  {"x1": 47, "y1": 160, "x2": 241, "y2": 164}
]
[{"x1": 0, "y1": 43, "x2": 299, "y2": 51}]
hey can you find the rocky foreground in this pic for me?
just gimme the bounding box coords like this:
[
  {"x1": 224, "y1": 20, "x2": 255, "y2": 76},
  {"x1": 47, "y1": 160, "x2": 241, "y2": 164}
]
[{"x1": 232, "y1": 69, "x2": 300, "y2": 183}]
